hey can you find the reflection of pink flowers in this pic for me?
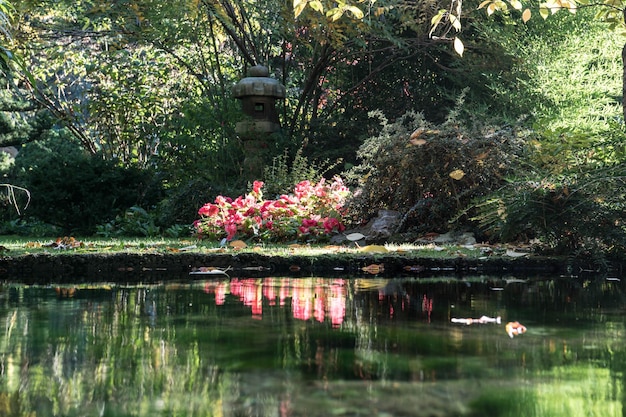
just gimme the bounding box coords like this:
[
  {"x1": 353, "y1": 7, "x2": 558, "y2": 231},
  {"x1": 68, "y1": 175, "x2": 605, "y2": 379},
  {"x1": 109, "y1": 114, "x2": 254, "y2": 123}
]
[
  {"x1": 203, "y1": 278, "x2": 347, "y2": 326},
  {"x1": 195, "y1": 177, "x2": 350, "y2": 242}
]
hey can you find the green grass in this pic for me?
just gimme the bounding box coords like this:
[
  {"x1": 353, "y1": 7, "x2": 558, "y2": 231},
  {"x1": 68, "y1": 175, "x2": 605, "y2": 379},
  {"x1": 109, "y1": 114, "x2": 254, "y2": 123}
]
[{"x1": 0, "y1": 235, "x2": 508, "y2": 259}]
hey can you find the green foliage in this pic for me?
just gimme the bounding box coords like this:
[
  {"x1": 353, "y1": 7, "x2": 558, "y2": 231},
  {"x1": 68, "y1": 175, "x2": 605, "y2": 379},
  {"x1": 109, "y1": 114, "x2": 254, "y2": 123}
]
[
  {"x1": 346, "y1": 103, "x2": 528, "y2": 234},
  {"x1": 473, "y1": 163, "x2": 626, "y2": 256},
  {"x1": 262, "y1": 147, "x2": 341, "y2": 198},
  {"x1": 96, "y1": 206, "x2": 160, "y2": 238},
  {"x1": 9, "y1": 130, "x2": 161, "y2": 234}
]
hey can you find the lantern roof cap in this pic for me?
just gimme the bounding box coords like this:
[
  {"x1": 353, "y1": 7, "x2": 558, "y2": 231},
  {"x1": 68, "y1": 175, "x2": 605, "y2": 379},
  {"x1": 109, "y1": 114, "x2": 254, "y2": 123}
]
[{"x1": 232, "y1": 65, "x2": 285, "y2": 99}]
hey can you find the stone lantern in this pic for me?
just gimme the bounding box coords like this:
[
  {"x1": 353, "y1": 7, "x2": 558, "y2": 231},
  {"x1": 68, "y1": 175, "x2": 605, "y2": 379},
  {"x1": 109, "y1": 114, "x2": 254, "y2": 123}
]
[
  {"x1": 232, "y1": 65, "x2": 286, "y2": 179},
  {"x1": 233, "y1": 65, "x2": 285, "y2": 133}
]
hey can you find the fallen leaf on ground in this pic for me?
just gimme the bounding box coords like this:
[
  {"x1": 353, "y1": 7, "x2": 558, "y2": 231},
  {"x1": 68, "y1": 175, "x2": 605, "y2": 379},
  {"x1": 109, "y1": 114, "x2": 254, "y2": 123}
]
[
  {"x1": 229, "y1": 240, "x2": 247, "y2": 249},
  {"x1": 505, "y1": 249, "x2": 529, "y2": 257},
  {"x1": 359, "y1": 245, "x2": 388, "y2": 253}
]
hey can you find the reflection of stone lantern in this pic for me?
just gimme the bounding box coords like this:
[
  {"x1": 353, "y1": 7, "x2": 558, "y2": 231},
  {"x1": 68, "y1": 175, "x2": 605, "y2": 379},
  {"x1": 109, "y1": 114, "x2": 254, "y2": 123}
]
[{"x1": 232, "y1": 65, "x2": 286, "y2": 179}]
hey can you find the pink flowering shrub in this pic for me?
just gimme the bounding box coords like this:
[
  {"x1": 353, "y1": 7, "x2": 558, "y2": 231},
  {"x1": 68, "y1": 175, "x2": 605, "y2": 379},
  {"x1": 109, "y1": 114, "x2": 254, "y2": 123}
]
[{"x1": 195, "y1": 177, "x2": 351, "y2": 242}]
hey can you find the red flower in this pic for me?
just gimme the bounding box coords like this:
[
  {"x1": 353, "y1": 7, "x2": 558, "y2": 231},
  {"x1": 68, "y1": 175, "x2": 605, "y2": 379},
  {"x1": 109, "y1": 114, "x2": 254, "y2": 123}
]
[
  {"x1": 302, "y1": 218, "x2": 318, "y2": 228},
  {"x1": 323, "y1": 217, "x2": 344, "y2": 233}
]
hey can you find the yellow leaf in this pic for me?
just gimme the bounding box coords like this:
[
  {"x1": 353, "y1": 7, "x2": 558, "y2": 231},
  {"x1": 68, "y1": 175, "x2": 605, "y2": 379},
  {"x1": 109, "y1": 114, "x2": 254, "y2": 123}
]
[
  {"x1": 450, "y1": 15, "x2": 461, "y2": 31},
  {"x1": 345, "y1": 5, "x2": 364, "y2": 19},
  {"x1": 522, "y1": 8, "x2": 531, "y2": 22},
  {"x1": 429, "y1": 9, "x2": 447, "y2": 37},
  {"x1": 360, "y1": 245, "x2": 388, "y2": 253},
  {"x1": 327, "y1": 7, "x2": 344, "y2": 20},
  {"x1": 294, "y1": 0, "x2": 307, "y2": 17},
  {"x1": 449, "y1": 169, "x2": 465, "y2": 180},
  {"x1": 477, "y1": 0, "x2": 492, "y2": 9},
  {"x1": 453, "y1": 37, "x2": 464, "y2": 56},
  {"x1": 509, "y1": 0, "x2": 523, "y2": 9},
  {"x1": 309, "y1": 0, "x2": 324, "y2": 13},
  {"x1": 487, "y1": 2, "x2": 497, "y2": 15},
  {"x1": 539, "y1": 4, "x2": 550, "y2": 18}
]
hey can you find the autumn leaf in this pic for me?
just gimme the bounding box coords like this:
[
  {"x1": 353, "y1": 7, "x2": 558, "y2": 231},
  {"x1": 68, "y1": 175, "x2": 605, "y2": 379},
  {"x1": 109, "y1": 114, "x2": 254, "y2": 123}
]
[
  {"x1": 454, "y1": 37, "x2": 464, "y2": 56},
  {"x1": 409, "y1": 138, "x2": 428, "y2": 146},
  {"x1": 229, "y1": 240, "x2": 247, "y2": 249},
  {"x1": 360, "y1": 245, "x2": 388, "y2": 253},
  {"x1": 294, "y1": 0, "x2": 307, "y2": 17},
  {"x1": 362, "y1": 263, "x2": 385, "y2": 274},
  {"x1": 522, "y1": 8, "x2": 531, "y2": 22},
  {"x1": 449, "y1": 169, "x2": 465, "y2": 180},
  {"x1": 410, "y1": 128, "x2": 424, "y2": 139}
]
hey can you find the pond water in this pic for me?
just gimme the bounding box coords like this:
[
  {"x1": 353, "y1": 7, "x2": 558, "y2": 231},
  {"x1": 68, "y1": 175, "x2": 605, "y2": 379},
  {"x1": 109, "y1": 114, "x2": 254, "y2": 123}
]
[{"x1": 0, "y1": 276, "x2": 625, "y2": 417}]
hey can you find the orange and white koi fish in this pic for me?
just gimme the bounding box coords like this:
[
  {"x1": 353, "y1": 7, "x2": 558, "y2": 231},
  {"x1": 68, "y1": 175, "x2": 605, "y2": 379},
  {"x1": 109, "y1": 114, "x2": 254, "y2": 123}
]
[{"x1": 505, "y1": 321, "x2": 527, "y2": 338}]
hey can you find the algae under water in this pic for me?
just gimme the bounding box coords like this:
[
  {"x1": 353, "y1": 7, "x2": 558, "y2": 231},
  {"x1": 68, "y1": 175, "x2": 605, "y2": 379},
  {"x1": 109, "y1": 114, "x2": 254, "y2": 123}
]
[{"x1": 0, "y1": 276, "x2": 624, "y2": 416}]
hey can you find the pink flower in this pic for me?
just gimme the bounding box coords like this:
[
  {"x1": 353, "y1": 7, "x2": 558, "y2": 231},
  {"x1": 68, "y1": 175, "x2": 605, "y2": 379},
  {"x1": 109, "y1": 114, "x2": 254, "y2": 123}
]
[
  {"x1": 198, "y1": 203, "x2": 219, "y2": 217},
  {"x1": 253, "y1": 180, "x2": 264, "y2": 194},
  {"x1": 215, "y1": 195, "x2": 230, "y2": 207},
  {"x1": 294, "y1": 181, "x2": 311, "y2": 199},
  {"x1": 225, "y1": 222, "x2": 237, "y2": 241}
]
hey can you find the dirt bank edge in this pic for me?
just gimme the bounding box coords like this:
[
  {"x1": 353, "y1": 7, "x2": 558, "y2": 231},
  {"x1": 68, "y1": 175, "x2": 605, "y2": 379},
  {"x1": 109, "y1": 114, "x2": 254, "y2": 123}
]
[{"x1": 0, "y1": 252, "x2": 619, "y2": 284}]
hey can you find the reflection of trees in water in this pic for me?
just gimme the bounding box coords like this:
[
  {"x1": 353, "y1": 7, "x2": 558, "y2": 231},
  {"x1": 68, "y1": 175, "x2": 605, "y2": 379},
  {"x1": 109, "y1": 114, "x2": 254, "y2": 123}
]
[{"x1": 0, "y1": 278, "x2": 625, "y2": 416}]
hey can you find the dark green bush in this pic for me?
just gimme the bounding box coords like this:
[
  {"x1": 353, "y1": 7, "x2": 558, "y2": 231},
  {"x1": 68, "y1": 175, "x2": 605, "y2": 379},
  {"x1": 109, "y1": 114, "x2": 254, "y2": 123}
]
[
  {"x1": 9, "y1": 131, "x2": 160, "y2": 234},
  {"x1": 473, "y1": 165, "x2": 626, "y2": 256},
  {"x1": 345, "y1": 108, "x2": 527, "y2": 234}
]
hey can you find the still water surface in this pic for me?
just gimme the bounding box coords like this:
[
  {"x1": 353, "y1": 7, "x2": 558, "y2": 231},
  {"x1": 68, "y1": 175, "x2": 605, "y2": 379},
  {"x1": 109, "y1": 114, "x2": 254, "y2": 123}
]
[{"x1": 0, "y1": 276, "x2": 625, "y2": 417}]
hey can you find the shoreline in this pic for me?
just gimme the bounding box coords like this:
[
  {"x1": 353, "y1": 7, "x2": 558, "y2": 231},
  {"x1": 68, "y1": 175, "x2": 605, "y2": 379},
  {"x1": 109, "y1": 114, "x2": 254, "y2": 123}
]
[{"x1": 0, "y1": 251, "x2": 619, "y2": 284}]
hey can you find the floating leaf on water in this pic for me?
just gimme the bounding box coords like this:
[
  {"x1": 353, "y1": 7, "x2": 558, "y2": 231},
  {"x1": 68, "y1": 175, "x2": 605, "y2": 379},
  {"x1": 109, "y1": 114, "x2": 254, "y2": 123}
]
[
  {"x1": 345, "y1": 232, "x2": 366, "y2": 241},
  {"x1": 229, "y1": 240, "x2": 247, "y2": 249},
  {"x1": 360, "y1": 245, "x2": 388, "y2": 253},
  {"x1": 449, "y1": 169, "x2": 465, "y2": 180},
  {"x1": 403, "y1": 265, "x2": 425, "y2": 272},
  {"x1": 361, "y1": 263, "x2": 385, "y2": 274},
  {"x1": 289, "y1": 265, "x2": 301, "y2": 272}
]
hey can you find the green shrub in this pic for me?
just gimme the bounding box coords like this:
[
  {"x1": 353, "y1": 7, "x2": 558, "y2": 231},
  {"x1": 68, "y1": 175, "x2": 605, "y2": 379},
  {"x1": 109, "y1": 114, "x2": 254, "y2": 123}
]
[
  {"x1": 473, "y1": 164, "x2": 626, "y2": 256},
  {"x1": 345, "y1": 107, "x2": 527, "y2": 234},
  {"x1": 9, "y1": 131, "x2": 160, "y2": 234}
]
